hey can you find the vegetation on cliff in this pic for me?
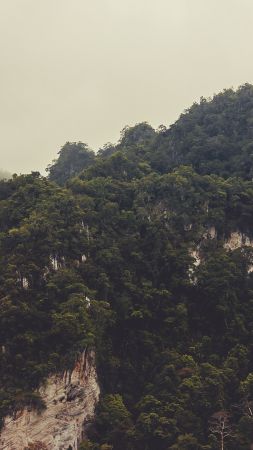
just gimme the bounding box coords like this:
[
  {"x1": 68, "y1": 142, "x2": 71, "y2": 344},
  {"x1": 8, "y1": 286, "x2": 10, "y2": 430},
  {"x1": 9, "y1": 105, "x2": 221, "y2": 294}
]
[{"x1": 1, "y1": 85, "x2": 253, "y2": 449}]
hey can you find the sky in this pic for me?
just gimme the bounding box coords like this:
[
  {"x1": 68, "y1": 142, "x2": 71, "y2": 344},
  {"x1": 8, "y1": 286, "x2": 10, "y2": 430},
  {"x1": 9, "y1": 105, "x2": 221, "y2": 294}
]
[{"x1": 1, "y1": 0, "x2": 253, "y2": 174}]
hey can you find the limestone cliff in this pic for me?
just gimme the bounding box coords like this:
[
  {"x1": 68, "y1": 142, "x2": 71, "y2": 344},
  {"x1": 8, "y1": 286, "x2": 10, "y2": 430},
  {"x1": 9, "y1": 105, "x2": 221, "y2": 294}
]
[
  {"x1": 0, "y1": 350, "x2": 100, "y2": 450},
  {"x1": 224, "y1": 231, "x2": 253, "y2": 251},
  {"x1": 191, "y1": 229, "x2": 253, "y2": 268}
]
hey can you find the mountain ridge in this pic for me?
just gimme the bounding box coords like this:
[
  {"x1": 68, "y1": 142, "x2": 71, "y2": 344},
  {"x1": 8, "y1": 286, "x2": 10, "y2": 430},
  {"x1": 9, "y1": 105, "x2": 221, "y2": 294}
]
[{"x1": 1, "y1": 84, "x2": 253, "y2": 449}]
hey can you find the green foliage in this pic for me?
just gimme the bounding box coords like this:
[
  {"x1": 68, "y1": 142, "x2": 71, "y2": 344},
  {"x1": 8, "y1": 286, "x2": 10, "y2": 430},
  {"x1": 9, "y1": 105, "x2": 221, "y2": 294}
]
[
  {"x1": 119, "y1": 122, "x2": 156, "y2": 147},
  {"x1": 170, "y1": 433, "x2": 201, "y2": 449},
  {"x1": 69, "y1": 159, "x2": 253, "y2": 449},
  {"x1": 79, "y1": 440, "x2": 97, "y2": 450},
  {"x1": 149, "y1": 84, "x2": 253, "y2": 179},
  {"x1": 47, "y1": 142, "x2": 95, "y2": 185},
  {"x1": 95, "y1": 394, "x2": 133, "y2": 448},
  {"x1": 2, "y1": 85, "x2": 253, "y2": 449},
  {"x1": 0, "y1": 174, "x2": 108, "y2": 420}
]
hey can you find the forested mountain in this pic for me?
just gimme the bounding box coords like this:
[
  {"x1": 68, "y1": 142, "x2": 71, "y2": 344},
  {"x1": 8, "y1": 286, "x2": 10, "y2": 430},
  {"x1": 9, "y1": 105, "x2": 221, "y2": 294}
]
[
  {"x1": 2, "y1": 85, "x2": 253, "y2": 449},
  {"x1": 150, "y1": 83, "x2": 253, "y2": 178},
  {"x1": 47, "y1": 142, "x2": 95, "y2": 186}
]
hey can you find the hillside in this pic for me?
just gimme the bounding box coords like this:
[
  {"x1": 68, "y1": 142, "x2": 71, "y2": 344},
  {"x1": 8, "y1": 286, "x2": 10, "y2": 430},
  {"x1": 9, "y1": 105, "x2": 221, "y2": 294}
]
[
  {"x1": 150, "y1": 83, "x2": 253, "y2": 178},
  {"x1": 1, "y1": 85, "x2": 253, "y2": 449}
]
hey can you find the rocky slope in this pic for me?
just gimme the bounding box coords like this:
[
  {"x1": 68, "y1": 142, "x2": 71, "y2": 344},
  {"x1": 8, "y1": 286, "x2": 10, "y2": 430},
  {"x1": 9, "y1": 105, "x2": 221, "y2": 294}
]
[
  {"x1": 192, "y1": 229, "x2": 253, "y2": 262},
  {"x1": 0, "y1": 350, "x2": 100, "y2": 450}
]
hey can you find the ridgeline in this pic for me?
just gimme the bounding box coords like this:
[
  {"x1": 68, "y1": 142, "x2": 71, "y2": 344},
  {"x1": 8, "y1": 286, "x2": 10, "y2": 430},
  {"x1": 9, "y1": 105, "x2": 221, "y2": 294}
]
[{"x1": 1, "y1": 85, "x2": 253, "y2": 449}]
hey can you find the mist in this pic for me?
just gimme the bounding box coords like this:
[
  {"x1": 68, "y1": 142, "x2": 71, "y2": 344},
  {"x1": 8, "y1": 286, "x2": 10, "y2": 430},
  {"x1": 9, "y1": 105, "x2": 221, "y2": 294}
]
[
  {"x1": 0, "y1": 169, "x2": 11, "y2": 180},
  {"x1": 1, "y1": 0, "x2": 253, "y2": 174}
]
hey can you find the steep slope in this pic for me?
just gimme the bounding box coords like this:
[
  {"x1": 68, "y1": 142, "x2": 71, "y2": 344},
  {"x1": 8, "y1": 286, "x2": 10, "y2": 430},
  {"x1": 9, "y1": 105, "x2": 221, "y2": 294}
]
[
  {"x1": 2, "y1": 85, "x2": 253, "y2": 449},
  {"x1": 1, "y1": 351, "x2": 99, "y2": 450},
  {"x1": 68, "y1": 167, "x2": 253, "y2": 449},
  {"x1": 47, "y1": 142, "x2": 95, "y2": 186},
  {"x1": 0, "y1": 174, "x2": 109, "y2": 443},
  {"x1": 149, "y1": 84, "x2": 253, "y2": 178}
]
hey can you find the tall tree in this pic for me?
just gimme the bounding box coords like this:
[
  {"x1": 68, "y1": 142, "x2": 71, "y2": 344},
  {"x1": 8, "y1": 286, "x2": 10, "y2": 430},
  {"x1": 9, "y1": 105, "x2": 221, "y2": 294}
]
[{"x1": 47, "y1": 142, "x2": 95, "y2": 185}]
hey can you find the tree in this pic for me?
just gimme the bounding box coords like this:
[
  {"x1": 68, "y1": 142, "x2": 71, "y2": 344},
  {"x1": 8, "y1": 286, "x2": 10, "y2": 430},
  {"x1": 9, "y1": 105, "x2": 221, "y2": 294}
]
[
  {"x1": 79, "y1": 440, "x2": 97, "y2": 450},
  {"x1": 150, "y1": 84, "x2": 253, "y2": 178},
  {"x1": 209, "y1": 411, "x2": 234, "y2": 450},
  {"x1": 95, "y1": 394, "x2": 133, "y2": 449},
  {"x1": 47, "y1": 142, "x2": 95, "y2": 185},
  {"x1": 119, "y1": 122, "x2": 156, "y2": 147},
  {"x1": 170, "y1": 433, "x2": 201, "y2": 449}
]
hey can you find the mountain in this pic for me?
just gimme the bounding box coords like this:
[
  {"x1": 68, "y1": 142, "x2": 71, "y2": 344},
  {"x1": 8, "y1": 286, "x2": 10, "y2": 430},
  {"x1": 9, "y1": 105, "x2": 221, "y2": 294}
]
[
  {"x1": 1, "y1": 85, "x2": 253, "y2": 449},
  {"x1": 149, "y1": 83, "x2": 253, "y2": 178},
  {"x1": 47, "y1": 142, "x2": 96, "y2": 186}
]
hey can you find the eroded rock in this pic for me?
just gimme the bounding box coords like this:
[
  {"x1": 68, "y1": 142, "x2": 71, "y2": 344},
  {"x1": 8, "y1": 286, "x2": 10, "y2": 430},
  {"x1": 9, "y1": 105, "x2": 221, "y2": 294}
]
[
  {"x1": 224, "y1": 231, "x2": 253, "y2": 251},
  {"x1": 0, "y1": 350, "x2": 100, "y2": 450},
  {"x1": 190, "y1": 229, "x2": 253, "y2": 271}
]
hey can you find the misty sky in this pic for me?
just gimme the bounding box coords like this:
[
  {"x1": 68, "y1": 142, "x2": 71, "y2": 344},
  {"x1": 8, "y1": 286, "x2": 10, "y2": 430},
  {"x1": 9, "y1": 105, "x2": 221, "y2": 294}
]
[{"x1": 1, "y1": 0, "x2": 253, "y2": 174}]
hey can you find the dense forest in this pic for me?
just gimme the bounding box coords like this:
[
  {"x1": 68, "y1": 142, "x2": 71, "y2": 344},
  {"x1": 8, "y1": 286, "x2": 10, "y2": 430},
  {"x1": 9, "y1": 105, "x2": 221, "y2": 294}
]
[{"x1": 1, "y1": 84, "x2": 253, "y2": 449}]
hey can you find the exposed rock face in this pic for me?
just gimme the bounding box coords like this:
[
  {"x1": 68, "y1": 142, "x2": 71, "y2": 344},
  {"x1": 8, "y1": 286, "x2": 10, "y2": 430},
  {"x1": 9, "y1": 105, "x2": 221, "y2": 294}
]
[
  {"x1": 224, "y1": 231, "x2": 253, "y2": 272},
  {"x1": 224, "y1": 231, "x2": 253, "y2": 251},
  {"x1": 190, "y1": 226, "x2": 217, "y2": 268},
  {"x1": 191, "y1": 249, "x2": 201, "y2": 267},
  {"x1": 191, "y1": 229, "x2": 253, "y2": 268},
  {"x1": 203, "y1": 226, "x2": 217, "y2": 240},
  {"x1": 0, "y1": 350, "x2": 100, "y2": 450}
]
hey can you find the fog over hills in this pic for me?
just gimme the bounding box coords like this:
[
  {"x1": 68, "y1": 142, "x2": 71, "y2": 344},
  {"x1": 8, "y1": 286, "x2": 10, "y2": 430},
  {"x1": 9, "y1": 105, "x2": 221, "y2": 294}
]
[{"x1": 1, "y1": 0, "x2": 253, "y2": 174}]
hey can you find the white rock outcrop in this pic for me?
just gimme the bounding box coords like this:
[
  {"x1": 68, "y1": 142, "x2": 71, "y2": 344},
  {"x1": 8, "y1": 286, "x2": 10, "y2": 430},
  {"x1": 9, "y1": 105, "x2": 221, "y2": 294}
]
[
  {"x1": 203, "y1": 226, "x2": 217, "y2": 240},
  {"x1": 224, "y1": 231, "x2": 253, "y2": 251},
  {"x1": 190, "y1": 226, "x2": 217, "y2": 267},
  {"x1": 190, "y1": 229, "x2": 253, "y2": 269},
  {"x1": 0, "y1": 350, "x2": 100, "y2": 450},
  {"x1": 224, "y1": 231, "x2": 253, "y2": 272}
]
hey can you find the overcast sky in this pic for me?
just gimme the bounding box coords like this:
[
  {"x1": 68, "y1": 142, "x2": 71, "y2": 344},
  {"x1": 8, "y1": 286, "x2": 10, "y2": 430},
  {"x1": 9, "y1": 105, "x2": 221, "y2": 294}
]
[{"x1": 1, "y1": 0, "x2": 253, "y2": 174}]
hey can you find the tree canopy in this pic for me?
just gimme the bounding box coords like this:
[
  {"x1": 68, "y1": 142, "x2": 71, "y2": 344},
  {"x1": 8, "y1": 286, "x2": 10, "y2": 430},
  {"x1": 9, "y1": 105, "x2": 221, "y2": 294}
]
[
  {"x1": 2, "y1": 85, "x2": 253, "y2": 449},
  {"x1": 47, "y1": 142, "x2": 95, "y2": 186}
]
